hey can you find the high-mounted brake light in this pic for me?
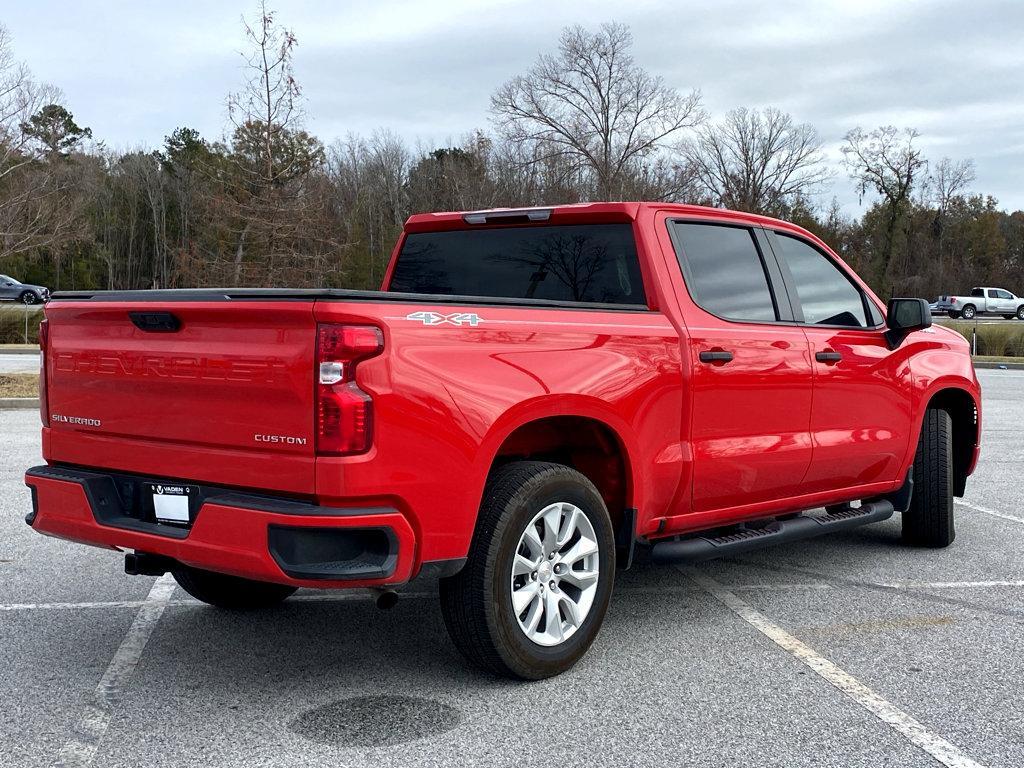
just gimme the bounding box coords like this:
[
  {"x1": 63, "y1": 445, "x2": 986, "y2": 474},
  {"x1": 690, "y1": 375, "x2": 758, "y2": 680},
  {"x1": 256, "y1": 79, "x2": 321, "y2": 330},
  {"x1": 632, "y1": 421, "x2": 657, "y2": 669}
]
[
  {"x1": 38, "y1": 319, "x2": 49, "y2": 427},
  {"x1": 315, "y1": 324, "x2": 384, "y2": 455}
]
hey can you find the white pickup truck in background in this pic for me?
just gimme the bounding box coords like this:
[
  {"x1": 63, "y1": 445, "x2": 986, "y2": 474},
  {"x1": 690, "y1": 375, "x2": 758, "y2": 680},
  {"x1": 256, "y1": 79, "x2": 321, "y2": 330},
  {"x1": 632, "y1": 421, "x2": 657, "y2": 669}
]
[{"x1": 935, "y1": 287, "x2": 1024, "y2": 320}]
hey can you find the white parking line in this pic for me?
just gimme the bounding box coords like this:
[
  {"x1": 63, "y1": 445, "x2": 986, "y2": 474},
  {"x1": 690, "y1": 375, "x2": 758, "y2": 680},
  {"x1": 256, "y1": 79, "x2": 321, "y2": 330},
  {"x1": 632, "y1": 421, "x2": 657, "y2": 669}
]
[
  {"x1": 684, "y1": 567, "x2": 982, "y2": 769},
  {"x1": 3, "y1": 579, "x2": 1023, "y2": 614},
  {"x1": 55, "y1": 574, "x2": 176, "y2": 768},
  {"x1": 958, "y1": 500, "x2": 1024, "y2": 525}
]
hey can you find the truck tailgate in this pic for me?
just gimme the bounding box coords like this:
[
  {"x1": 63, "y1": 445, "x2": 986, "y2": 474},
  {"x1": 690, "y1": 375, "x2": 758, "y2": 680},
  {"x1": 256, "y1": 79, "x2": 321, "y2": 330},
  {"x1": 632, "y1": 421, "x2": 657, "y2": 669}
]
[{"x1": 43, "y1": 300, "x2": 317, "y2": 494}]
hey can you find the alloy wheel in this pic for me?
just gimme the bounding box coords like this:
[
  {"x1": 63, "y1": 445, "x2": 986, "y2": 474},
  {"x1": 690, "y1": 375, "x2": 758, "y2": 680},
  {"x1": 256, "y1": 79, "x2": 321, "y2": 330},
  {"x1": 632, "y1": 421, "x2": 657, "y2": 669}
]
[{"x1": 509, "y1": 502, "x2": 600, "y2": 646}]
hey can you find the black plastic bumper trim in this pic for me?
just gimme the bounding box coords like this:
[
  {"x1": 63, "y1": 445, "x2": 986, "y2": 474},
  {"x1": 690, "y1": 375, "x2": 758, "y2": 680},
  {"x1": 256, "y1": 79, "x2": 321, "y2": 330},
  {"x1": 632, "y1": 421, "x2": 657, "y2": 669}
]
[
  {"x1": 267, "y1": 525, "x2": 398, "y2": 581},
  {"x1": 24, "y1": 465, "x2": 399, "y2": 540}
]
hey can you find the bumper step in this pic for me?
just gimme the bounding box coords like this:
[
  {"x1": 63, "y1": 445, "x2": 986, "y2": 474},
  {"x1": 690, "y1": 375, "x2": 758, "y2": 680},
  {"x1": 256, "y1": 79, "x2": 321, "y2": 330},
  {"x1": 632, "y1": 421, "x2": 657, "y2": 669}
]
[{"x1": 650, "y1": 500, "x2": 895, "y2": 565}]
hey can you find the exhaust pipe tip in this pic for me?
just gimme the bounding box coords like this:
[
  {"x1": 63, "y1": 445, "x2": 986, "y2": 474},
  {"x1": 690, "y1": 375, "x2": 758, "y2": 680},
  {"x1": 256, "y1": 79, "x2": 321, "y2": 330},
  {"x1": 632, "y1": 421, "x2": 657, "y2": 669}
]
[{"x1": 373, "y1": 589, "x2": 399, "y2": 610}]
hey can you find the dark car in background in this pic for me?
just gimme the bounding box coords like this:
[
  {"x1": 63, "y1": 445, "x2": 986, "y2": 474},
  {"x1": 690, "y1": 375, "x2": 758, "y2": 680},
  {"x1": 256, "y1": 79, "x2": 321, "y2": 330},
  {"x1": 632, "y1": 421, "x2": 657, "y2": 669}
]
[{"x1": 0, "y1": 275, "x2": 49, "y2": 304}]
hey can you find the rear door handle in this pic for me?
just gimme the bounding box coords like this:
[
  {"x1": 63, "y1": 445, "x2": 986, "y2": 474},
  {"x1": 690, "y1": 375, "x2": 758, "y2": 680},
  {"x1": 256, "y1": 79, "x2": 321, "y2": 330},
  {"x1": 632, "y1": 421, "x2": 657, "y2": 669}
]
[
  {"x1": 815, "y1": 350, "x2": 842, "y2": 363},
  {"x1": 699, "y1": 350, "x2": 734, "y2": 364}
]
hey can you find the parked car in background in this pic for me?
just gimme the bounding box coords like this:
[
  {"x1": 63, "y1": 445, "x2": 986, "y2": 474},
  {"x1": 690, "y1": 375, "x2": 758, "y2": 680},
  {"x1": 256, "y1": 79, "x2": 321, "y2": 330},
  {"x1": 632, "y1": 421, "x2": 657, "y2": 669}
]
[
  {"x1": 935, "y1": 287, "x2": 1024, "y2": 320},
  {"x1": 0, "y1": 275, "x2": 49, "y2": 305}
]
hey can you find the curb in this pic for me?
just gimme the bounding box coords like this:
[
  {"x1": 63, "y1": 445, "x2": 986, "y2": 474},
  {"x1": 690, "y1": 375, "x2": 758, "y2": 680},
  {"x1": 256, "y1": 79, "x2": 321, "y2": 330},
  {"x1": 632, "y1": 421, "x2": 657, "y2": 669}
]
[
  {"x1": 0, "y1": 397, "x2": 38, "y2": 409},
  {"x1": 973, "y1": 361, "x2": 1024, "y2": 370},
  {"x1": 0, "y1": 346, "x2": 39, "y2": 355}
]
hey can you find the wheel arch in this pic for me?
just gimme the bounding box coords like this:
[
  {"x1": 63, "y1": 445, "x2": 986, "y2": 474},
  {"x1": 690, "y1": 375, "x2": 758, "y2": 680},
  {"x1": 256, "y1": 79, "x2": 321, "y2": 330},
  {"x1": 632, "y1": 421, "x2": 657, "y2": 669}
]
[
  {"x1": 476, "y1": 399, "x2": 638, "y2": 537},
  {"x1": 923, "y1": 386, "x2": 979, "y2": 497}
]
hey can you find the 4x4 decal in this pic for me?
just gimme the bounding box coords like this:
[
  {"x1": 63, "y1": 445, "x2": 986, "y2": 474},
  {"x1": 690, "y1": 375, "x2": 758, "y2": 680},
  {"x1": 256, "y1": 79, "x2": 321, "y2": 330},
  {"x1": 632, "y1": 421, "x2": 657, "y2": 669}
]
[{"x1": 406, "y1": 311, "x2": 483, "y2": 327}]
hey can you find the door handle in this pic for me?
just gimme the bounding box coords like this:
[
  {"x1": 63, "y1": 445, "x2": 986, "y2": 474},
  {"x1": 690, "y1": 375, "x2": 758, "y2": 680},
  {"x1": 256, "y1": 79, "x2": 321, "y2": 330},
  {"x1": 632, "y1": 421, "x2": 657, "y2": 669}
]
[
  {"x1": 699, "y1": 350, "x2": 734, "y2": 364},
  {"x1": 815, "y1": 350, "x2": 842, "y2": 363}
]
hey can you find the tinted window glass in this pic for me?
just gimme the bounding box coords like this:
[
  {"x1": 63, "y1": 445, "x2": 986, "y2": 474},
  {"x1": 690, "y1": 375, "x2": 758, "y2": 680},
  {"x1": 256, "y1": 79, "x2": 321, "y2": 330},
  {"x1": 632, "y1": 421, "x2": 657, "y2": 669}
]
[
  {"x1": 669, "y1": 223, "x2": 777, "y2": 322},
  {"x1": 388, "y1": 224, "x2": 646, "y2": 305},
  {"x1": 971, "y1": 288, "x2": 985, "y2": 297},
  {"x1": 773, "y1": 234, "x2": 868, "y2": 327}
]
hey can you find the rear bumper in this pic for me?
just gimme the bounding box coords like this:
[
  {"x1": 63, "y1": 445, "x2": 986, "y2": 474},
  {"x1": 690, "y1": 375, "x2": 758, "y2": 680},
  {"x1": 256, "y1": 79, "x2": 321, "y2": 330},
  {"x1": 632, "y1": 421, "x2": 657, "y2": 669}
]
[{"x1": 24, "y1": 465, "x2": 418, "y2": 588}]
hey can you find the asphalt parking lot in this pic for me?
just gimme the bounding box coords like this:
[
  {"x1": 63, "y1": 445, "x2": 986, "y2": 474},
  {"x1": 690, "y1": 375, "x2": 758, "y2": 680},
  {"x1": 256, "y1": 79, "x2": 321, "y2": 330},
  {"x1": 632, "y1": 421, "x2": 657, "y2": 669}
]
[{"x1": 1, "y1": 369, "x2": 1022, "y2": 767}]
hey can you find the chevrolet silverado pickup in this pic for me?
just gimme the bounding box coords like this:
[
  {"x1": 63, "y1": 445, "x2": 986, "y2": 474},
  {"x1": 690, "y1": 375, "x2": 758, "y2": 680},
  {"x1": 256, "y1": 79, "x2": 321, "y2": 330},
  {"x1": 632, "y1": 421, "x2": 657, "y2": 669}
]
[
  {"x1": 935, "y1": 287, "x2": 1024, "y2": 320},
  {"x1": 25, "y1": 202, "x2": 982, "y2": 679}
]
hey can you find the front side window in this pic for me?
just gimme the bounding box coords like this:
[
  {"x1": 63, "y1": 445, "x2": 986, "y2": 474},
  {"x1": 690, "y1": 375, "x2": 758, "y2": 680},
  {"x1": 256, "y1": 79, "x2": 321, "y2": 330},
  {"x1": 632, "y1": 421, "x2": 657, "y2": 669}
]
[
  {"x1": 388, "y1": 223, "x2": 646, "y2": 305},
  {"x1": 772, "y1": 234, "x2": 869, "y2": 328},
  {"x1": 669, "y1": 222, "x2": 777, "y2": 322},
  {"x1": 996, "y1": 289, "x2": 1013, "y2": 299}
]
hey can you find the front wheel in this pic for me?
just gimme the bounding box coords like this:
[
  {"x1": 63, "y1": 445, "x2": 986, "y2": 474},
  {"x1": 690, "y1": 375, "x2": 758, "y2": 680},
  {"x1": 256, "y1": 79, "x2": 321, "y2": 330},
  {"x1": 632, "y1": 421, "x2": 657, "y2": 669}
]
[
  {"x1": 19, "y1": 291, "x2": 38, "y2": 305},
  {"x1": 1004, "y1": 315, "x2": 1015, "y2": 320},
  {"x1": 947, "y1": 310, "x2": 961, "y2": 319},
  {"x1": 439, "y1": 461, "x2": 615, "y2": 679},
  {"x1": 902, "y1": 408, "x2": 955, "y2": 547},
  {"x1": 171, "y1": 564, "x2": 297, "y2": 608}
]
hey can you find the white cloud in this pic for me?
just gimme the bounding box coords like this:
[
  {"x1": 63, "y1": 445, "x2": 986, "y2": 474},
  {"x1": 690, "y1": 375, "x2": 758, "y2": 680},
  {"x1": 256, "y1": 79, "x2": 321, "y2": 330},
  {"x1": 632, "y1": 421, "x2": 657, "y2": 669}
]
[{"x1": 4, "y1": 0, "x2": 1022, "y2": 211}]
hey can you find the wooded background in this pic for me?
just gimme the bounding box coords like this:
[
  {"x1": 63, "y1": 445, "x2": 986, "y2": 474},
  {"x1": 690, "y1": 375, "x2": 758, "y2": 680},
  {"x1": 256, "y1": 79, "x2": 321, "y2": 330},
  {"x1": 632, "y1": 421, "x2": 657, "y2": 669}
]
[{"x1": 1, "y1": 7, "x2": 1021, "y2": 300}]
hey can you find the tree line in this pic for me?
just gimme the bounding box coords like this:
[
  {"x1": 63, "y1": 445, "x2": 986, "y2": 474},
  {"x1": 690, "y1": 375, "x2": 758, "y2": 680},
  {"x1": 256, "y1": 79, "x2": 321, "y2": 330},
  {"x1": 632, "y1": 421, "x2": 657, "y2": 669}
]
[{"x1": 1, "y1": 8, "x2": 1021, "y2": 301}]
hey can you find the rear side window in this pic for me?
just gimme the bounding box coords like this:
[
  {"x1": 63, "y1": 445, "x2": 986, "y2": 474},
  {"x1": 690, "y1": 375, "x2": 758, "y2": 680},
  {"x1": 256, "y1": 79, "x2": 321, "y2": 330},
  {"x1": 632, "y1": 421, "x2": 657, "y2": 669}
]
[
  {"x1": 388, "y1": 224, "x2": 646, "y2": 305},
  {"x1": 971, "y1": 288, "x2": 985, "y2": 297},
  {"x1": 668, "y1": 222, "x2": 777, "y2": 322},
  {"x1": 772, "y1": 234, "x2": 868, "y2": 327}
]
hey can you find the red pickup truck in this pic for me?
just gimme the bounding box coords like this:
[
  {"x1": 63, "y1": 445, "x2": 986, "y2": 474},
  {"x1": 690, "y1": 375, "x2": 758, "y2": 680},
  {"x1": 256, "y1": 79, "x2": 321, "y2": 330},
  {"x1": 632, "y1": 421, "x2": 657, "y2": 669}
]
[{"x1": 25, "y1": 202, "x2": 981, "y2": 679}]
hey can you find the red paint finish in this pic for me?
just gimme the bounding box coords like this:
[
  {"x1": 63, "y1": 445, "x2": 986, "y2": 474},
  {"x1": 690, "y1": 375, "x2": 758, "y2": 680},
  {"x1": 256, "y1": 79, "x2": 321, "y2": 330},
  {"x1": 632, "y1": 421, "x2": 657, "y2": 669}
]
[{"x1": 27, "y1": 202, "x2": 982, "y2": 586}]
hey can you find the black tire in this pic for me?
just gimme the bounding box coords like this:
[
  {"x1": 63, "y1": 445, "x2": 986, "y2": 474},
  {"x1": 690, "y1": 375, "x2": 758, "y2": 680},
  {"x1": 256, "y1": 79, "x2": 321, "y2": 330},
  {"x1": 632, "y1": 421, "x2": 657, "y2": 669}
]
[
  {"x1": 439, "y1": 461, "x2": 615, "y2": 680},
  {"x1": 961, "y1": 304, "x2": 976, "y2": 320},
  {"x1": 948, "y1": 310, "x2": 961, "y2": 319},
  {"x1": 1017, "y1": 305, "x2": 1024, "y2": 320},
  {"x1": 19, "y1": 291, "x2": 38, "y2": 305},
  {"x1": 171, "y1": 564, "x2": 297, "y2": 609},
  {"x1": 902, "y1": 408, "x2": 955, "y2": 548}
]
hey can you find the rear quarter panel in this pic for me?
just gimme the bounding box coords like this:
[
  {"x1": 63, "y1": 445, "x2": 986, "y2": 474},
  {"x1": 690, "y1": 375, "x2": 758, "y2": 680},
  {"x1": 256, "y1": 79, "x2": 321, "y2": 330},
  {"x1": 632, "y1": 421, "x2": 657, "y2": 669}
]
[{"x1": 313, "y1": 301, "x2": 684, "y2": 563}]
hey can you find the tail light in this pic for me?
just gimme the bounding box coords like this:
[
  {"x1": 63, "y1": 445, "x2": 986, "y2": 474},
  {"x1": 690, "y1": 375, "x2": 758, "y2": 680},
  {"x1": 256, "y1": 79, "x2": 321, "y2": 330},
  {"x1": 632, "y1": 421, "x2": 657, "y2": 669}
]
[
  {"x1": 38, "y1": 318, "x2": 49, "y2": 426},
  {"x1": 315, "y1": 324, "x2": 384, "y2": 455}
]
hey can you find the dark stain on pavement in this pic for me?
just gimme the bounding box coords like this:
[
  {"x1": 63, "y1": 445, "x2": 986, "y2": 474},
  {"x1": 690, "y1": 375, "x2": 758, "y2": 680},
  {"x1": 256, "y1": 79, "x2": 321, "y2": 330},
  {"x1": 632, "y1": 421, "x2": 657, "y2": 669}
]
[{"x1": 290, "y1": 694, "x2": 461, "y2": 747}]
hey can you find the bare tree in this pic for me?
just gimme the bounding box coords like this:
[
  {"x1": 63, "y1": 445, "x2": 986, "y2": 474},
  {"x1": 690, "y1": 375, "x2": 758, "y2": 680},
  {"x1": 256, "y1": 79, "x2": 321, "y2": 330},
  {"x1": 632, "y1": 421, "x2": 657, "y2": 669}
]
[
  {"x1": 842, "y1": 126, "x2": 928, "y2": 294},
  {"x1": 220, "y1": 2, "x2": 336, "y2": 285},
  {"x1": 926, "y1": 156, "x2": 975, "y2": 281},
  {"x1": 227, "y1": 1, "x2": 302, "y2": 187},
  {"x1": 682, "y1": 107, "x2": 831, "y2": 215},
  {"x1": 491, "y1": 22, "x2": 703, "y2": 201},
  {"x1": 929, "y1": 157, "x2": 975, "y2": 212}
]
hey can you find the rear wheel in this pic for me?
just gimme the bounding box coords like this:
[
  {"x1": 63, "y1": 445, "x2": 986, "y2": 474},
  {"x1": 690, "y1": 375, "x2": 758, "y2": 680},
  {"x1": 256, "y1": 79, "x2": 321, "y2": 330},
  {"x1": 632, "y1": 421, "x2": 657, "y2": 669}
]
[
  {"x1": 902, "y1": 408, "x2": 955, "y2": 548},
  {"x1": 439, "y1": 461, "x2": 615, "y2": 679},
  {"x1": 171, "y1": 564, "x2": 297, "y2": 609},
  {"x1": 1017, "y1": 305, "x2": 1024, "y2": 320},
  {"x1": 961, "y1": 304, "x2": 976, "y2": 320}
]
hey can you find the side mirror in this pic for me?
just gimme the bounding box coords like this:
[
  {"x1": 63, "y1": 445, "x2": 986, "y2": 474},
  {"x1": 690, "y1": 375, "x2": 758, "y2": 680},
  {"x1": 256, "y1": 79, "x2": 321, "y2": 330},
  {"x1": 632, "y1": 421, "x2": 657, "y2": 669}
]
[{"x1": 885, "y1": 297, "x2": 931, "y2": 349}]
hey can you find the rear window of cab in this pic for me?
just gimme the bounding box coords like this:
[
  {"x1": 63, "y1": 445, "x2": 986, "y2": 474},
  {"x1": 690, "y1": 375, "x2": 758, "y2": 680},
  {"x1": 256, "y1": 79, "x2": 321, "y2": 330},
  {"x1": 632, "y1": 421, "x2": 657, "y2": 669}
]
[{"x1": 388, "y1": 223, "x2": 647, "y2": 306}]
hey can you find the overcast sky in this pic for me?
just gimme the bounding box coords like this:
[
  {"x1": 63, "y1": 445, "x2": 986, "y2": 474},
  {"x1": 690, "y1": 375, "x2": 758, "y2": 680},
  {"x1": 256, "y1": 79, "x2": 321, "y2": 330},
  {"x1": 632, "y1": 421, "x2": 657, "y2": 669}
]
[{"x1": 4, "y1": 0, "x2": 1022, "y2": 212}]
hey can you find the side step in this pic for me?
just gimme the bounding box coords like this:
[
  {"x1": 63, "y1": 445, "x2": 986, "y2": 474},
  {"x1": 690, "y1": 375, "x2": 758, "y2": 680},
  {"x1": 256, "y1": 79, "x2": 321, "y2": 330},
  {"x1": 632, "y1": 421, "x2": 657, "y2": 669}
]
[{"x1": 650, "y1": 500, "x2": 895, "y2": 565}]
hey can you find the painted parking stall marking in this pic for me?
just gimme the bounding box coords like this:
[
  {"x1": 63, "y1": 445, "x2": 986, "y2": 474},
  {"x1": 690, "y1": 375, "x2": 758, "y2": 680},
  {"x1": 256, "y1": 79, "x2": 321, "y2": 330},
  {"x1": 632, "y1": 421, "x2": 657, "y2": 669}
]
[{"x1": 684, "y1": 567, "x2": 983, "y2": 769}]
